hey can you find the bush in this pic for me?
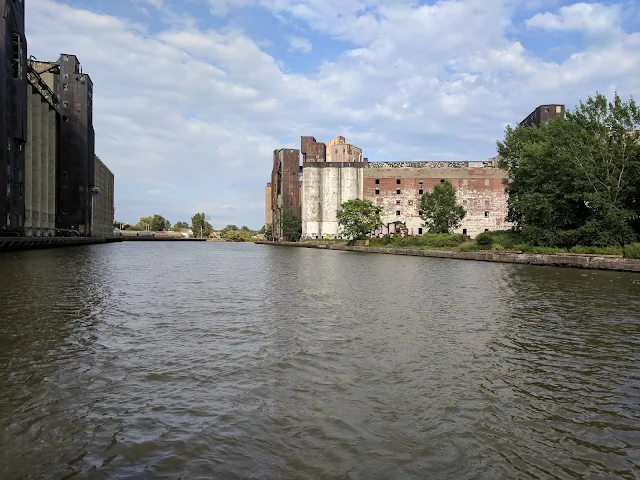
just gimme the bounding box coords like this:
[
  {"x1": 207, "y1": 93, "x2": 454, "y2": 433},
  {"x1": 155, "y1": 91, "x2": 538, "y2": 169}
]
[
  {"x1": 459, "y1": 241, "x2": 481, "y2": 252},
  {"x1": 475, "y1": 231, "x2": 493, "y2": 247},
  {"x1": 570, "y1": 245, "x2": 623, "y2": 256},
  {"x1": 623, "y1": 243, "x2": 640, "y2": 259},
  {"x1": 370, "y1": 233, "x2": 467, "y2": 249}
]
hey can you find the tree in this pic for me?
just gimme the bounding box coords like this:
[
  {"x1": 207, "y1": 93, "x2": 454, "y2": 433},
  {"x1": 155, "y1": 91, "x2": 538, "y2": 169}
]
[
  {"x1": 136, "y1": 214, "x2": 170, "y2": 232},
  {"x1": 282, "y1": 211, "x2": 302, "y2": 241},
  {"x1": 498, "y1": 92, "x2": 640, "y2": 246},
  {"x1": 336, "y1": 199, "x2": 382, "y2": 239},
  {"x1": 265, "y1": 224, "x2": 273, "y2": 240},
  {"x1": 171, "y1": 221, "x2": 189, "y2": 232},
  {"x1": 225, "y1": 224, "x2": 238, "y2": 231},
  {"x1": 419, "y1": 181, "x2": 466, "y2": 234},
  {"x1": 192, "y1": 213, "x2": 213, "y2": 238},
  {"x1": 241, "y1": 225, "x2": 250, "y2": 231}
]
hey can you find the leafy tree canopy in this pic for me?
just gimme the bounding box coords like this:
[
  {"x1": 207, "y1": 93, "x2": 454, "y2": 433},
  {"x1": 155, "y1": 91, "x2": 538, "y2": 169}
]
[
  {"x1": 420, "y1": 181, "x2": 466, "y2": 234},
  {"x1": 498, "y1": 92, "x2": 640, "y2": 246},
  {"x1": 192, "y1": 213, "x2": 213, "y2": 238},
  {"x1": 337, "y1": 199, "x2": 383, "y2": 239},
  {"x1": 171, "y1": 221, "x2": 190, "y2": 232},
  {"x1": 282, "y1": 211, "x2": 302, "y2": 241}
]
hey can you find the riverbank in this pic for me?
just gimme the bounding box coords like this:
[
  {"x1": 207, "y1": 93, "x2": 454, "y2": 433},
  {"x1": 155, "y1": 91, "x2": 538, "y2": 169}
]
[
  {"x1": 255, "y1": 241, "x2": 640, "y2": 272},
  {"x1": 120, "y1": 236, "x2": 208, "y2": 242},
  {"x1": 0, "y1": 236, "x2": 122, "y2": 252}
]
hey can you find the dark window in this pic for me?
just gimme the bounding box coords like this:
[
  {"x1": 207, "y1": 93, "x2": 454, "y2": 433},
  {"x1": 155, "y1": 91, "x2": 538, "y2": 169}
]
[
  {"x1": 418, "y1": 189, "x2": 423, "y2": 195},
  {"x1": 485, "y1": 229, "x2": 489, "y2": 232},
  {"x1": 63, "y1": 84, "x2": 69, "y2": 90},
  {"x1": 396, "y1": 210, "x2": 400, "y2": 216},
  {"x1": 396, "y1": 179, "x2": 401, "y2": 185},
  {"x1": 440, "y1": 179, "x2": 445, "y2": 184},
  {"x1": 375, "y1": 179, "x2": 380, "y2": 184},
  {"x1": 11, "y1": 32, "x2": 23, "y2": 79},
  {"x1": 63, "y1": 73, "x2": 69, "y2": 79},
  {"x1": 418, "y1": 228, "x2": 423, "y2": 235},
  {"x1": 62, "y1": 171, "x2": 67, "y2": 178},
  {"x1": 418, "y1": 180, "x2": 423, "y2": 185},
  {"x1": 375, "y1": 189, "x2": 380, "y2": 195},
  {"x1": 63, "y1": 116, "x2": 69, "y2": 122},
  {"x1": 544, "y1": 106, "x2": 550, "y2": 112},
  {"x1": 63, "y1": 101, "x2": 69, "y2": 108},
  {"x1": 396, "y1": 189, "x2": 401, "y2": 194},
  {"x1": 396, "y1": 200, "x2": 400, "y2": 205},
  {"x1": 463, "y1": 228, "x2": 468, "y2": 235},
  {"x1": 484, "y1": 211, "x2": 489, "y2": 217},
  {"x1": 418, "y1": 210, "x2": 423, "y2": 216}
]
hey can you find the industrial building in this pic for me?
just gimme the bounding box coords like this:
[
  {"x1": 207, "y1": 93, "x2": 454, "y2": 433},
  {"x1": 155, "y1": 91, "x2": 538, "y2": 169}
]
[
  {"x1": 265, "y1": 135, "x2": 513, "y2": 240},
  {"x1": 92, "y1": 156, "x2": 114, "y2": 237},
  {"x1": 270, "y1": 148, "x2": 301, "y2": 241},
  {"x1": 520, "y1": 104, "x2": 565, "y2": 127},
  {"x1": 301, "y1": 136, "x2": 365, "y2": 238},
  {"x1": 365, "y1": 162, "x2": 510, "y2": 238},
  {"x1": 0, "y1": 0, "x2": 27, "y2": 235},
  {"x1": 25, "y1": 63, "x2": 59, "y2": 236}
]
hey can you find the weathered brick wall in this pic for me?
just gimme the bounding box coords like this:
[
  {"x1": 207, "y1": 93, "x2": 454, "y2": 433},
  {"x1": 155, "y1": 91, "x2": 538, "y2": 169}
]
[{"x1": 363, "y1": 166, "x2": 511, "y2": 238}]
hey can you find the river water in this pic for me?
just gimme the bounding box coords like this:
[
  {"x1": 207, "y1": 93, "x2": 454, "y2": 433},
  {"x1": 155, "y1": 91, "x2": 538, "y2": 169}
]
[{"x1": 0, "y1": 242, "x2": 639, "y2": 479}]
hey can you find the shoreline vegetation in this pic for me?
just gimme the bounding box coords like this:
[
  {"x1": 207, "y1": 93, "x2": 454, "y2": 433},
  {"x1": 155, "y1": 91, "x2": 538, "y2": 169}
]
[{"x1": 255, "y1": 235, "x2": 640, "y2": 273}]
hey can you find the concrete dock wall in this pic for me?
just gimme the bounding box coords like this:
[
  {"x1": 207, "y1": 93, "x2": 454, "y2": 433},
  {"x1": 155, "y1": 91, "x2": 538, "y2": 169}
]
[{"x1": 256, "y1": 241, "x2": 640, "y2": 273}]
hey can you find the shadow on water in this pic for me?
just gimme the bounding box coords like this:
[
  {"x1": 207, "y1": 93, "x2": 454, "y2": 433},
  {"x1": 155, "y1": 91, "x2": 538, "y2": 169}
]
[{"x1": 0, "y1": 243, "x2": 638, "y2": 479}]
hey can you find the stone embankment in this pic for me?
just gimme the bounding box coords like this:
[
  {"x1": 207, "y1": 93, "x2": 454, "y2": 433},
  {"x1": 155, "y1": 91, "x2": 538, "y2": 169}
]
[
  {"x1": 0, "y1": 236, "x2": 123, "y2": 252},
  {"x1": 255, "y1": 241, "x2": 640, "y2": 273}
]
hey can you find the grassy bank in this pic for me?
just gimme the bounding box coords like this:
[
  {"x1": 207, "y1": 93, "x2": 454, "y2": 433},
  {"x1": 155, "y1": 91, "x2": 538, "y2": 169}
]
[{"x1": 358, "y1": 231, "x2": 640, "y2": 259}]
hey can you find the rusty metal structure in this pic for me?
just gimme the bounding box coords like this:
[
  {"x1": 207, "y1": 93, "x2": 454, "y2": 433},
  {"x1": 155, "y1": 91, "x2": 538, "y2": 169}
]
[
  {"x1": 0, "y1": 0, "x2": 28, "y2": 235},
  {"x1": 520, "y1": 104, "x2": 565, "y2": 127},
  {"x1": 271, "y1": 148, "x2": 301, "y2": 241}
]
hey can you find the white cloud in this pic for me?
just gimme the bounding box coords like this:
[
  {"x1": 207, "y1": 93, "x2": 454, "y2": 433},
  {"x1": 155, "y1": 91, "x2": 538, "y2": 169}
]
[
  {"x1": 286, "y1": 36, "x2": 312, "y2": 52},
  {"x1": 24, "y1": 0, "x2": 640, "y2": 226},
  {"x1": 526, "y1": 3, "x2": 622, "y2": 34}
]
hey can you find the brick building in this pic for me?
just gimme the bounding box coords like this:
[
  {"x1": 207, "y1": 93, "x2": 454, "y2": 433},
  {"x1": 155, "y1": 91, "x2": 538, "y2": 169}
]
[
  {"x1": 520, "y1": 104, "x2": 565, "y2": 127},
  {"x1": 365, "y1": 162, "x2": 510, "y2": 237}
]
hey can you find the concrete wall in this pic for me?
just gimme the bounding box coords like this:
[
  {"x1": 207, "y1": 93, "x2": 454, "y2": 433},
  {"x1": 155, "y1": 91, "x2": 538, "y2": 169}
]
[
  {"x1": 265, "y1": 182, "x2": 272, "y2": 228},
  {"x1": 91, "y1": 156, "x2": 114, "y2": 237},
  {"x1": 302, "y1": 163, "x2": 364, "y2": 238},
  {"x1": 364, "y1": 165, "x2": 511, "y2": 238},
  {"x1": 25, "y1": 78, "x2": 58, "y2": 236}
]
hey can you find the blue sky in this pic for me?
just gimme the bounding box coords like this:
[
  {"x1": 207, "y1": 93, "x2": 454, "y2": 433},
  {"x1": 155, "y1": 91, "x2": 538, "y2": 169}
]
[{"x1": 26, "y1": 0, "x2": 640, "y2": 228}]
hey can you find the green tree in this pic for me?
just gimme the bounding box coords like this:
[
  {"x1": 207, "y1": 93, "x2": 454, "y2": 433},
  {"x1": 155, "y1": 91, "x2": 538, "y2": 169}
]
[
  {"x1": 192, "y1": 213, "x2": 213, "y2": 238},
  {"x1": 225, "y1": 224, "x2": 239, "y2": 231},
  {"x1": 336, "y1": 199, "x2": 382, "y2": 239},
  {"x1": 241, "y1": 225, "x2": 250, "y2": 231},
  {"x1": 282, "y1": 211, "x2": 302, "y2": 241},
  {"x1": 135, "y1": 214, "x2": 170, "y2": 232},
  {"x1": 498, "y1": 92, "x2": 640, "y2": 246},
  {"x1": 171, "y1": 221, "x2": 189, "y2": 232},
  {"x1": 265, "y1": 224, "x2": 273, "y2": 240},
  {"x1": 419, "y1": 181, "x2": 466, "y2": 234}
]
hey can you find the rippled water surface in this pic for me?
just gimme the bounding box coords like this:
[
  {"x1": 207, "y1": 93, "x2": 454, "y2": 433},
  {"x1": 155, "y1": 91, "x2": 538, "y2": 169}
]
[{"x1": 1, "y1": 242, "x2": 639, "y2": 479}]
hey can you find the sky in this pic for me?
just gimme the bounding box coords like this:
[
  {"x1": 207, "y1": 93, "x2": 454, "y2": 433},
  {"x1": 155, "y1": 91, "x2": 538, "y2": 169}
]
[{"x1": 25, "y1": 0, "x2": 640, "y2": 229}]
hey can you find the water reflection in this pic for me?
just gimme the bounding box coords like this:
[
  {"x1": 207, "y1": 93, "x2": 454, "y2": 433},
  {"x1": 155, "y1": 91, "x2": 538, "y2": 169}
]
[{"x1": 0, "y1": 243, "x2": 638, "y2": 479}]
